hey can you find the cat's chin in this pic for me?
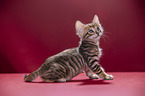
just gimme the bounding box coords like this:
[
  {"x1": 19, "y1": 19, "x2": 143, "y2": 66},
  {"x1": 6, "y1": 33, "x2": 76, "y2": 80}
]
[{"x1": 82, "y1": 38, "x2": 100, "y2": 42}]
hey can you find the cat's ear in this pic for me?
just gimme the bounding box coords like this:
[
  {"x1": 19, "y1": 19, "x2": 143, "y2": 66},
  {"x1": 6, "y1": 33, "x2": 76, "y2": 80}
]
[
  {"x1": 75, "y1": 20, "x2": 84, "y2": 38},
  {"x1": 92, "y1": 15, "x2": 100, "y2": 24}
]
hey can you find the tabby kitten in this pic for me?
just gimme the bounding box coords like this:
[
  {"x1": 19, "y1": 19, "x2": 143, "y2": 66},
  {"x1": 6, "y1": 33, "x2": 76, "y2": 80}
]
[{"x1": 24, "y1": 15, "x2": 113, "y2": 82}]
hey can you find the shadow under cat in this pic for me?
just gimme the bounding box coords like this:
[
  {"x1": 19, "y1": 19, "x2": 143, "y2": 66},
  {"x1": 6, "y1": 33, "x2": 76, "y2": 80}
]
[{"x1": 25, "y1": 79, "x2": 112, "y2": 86}]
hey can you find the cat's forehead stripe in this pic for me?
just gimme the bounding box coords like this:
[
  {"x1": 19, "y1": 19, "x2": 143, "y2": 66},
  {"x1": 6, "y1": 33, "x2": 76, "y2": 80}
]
[{"x1": 88, "y1": 24, "x2": 96, "y2": 28}]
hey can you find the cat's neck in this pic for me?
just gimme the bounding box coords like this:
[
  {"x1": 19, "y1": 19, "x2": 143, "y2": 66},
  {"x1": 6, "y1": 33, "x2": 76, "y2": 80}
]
[
  {"x1": 80, "y1": 39, "x2": 100, "y2": 46},
  {"x1": 79, "y1": 39, "x2": 101, "y2": 59}
]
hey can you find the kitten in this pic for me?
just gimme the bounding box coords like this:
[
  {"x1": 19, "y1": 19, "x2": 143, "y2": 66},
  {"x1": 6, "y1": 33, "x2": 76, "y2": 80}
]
[{"x1": 24, "y1": 15, "x2": 113, "y2": 82}]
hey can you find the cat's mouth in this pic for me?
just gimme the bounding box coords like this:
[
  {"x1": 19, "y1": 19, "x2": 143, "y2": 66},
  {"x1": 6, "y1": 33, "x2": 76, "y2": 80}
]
[
  {"x1": 95, "y1": 34, "x2": 102, "y2": 39},
  {"x1": 95, "y1": 34, "x2": 99, "y2": 38}
]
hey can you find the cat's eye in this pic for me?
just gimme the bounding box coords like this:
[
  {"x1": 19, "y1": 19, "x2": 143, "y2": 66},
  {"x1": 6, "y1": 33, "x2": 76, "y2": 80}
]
[
  {"x1": 97, "y1": 27, "x2": 100, "y2": 31},
  {"x1": 88, "y1": 30, "x2": 94, "y2": 33}
]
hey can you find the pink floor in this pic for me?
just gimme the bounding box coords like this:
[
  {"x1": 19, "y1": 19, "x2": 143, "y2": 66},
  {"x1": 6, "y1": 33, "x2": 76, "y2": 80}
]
[{"x1": 0, "y1": 72, "x2": 145, "y2": 96}]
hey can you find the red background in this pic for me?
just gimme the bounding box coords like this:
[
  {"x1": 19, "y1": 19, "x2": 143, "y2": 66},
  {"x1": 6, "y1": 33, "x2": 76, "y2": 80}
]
[{"x1": 0, "y1": 0, "x2": 145, "y2": 73}]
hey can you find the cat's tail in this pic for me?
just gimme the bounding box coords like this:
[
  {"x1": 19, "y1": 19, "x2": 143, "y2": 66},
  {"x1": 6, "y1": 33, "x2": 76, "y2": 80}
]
[{"x1": 24, "y1": 69, "x2": 40, "y2": 82}]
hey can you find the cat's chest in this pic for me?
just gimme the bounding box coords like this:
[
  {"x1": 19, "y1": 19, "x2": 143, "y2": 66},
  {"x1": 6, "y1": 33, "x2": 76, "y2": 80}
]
[
  {"x1": 92, "y1": 46, "x2": 102, "y2": 58},
  {"x1": 98, "y1": 47, "x2": 102, "y2": 58}
]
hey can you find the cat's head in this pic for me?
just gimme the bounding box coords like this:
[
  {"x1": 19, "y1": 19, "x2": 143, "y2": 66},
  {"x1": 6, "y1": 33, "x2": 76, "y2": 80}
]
[{"x1": 75, "y1": 15, "x2": 103, "y2": 41}]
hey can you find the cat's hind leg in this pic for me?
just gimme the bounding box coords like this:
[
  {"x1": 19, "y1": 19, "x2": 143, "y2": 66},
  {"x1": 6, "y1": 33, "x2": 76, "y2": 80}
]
[
  {"x1": 41, "y1": 77, "x2": 67, "y2": 82},
  {"x1": 40, "y1": 64, "x2": 68, "y2": 82},
  {"x1": 40, "y1": 73, "x2": 67, "y2": 82}
]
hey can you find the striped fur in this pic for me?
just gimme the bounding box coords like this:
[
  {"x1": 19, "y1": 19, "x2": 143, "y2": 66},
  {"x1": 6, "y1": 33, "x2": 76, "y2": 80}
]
[{"x1": 24, "y1": 15, "x2": 113, "y2": 82}]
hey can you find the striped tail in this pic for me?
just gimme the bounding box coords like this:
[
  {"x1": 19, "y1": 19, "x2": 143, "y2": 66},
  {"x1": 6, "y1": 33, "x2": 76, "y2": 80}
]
[{"x1": 24, "y1": 70, "x2": 40, "y2": 82}]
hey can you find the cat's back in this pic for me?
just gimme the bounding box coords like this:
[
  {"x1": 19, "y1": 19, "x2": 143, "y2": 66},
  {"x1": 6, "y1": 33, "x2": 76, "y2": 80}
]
[
  {"x1": 44, "y1": 47, "x2": 85, "y2": 75},
  {"x1": 45, "y1": 47, "x2": 80, "y2": 62}
]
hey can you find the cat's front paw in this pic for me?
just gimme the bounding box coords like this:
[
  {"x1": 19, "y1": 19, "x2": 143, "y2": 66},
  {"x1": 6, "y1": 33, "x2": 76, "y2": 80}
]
[
  {"x1": 103, "y1": 74, "x2": 114, "y2": 80},
  {"x1": 89, "y1": 74, "x2": 99, "y2": 79}
]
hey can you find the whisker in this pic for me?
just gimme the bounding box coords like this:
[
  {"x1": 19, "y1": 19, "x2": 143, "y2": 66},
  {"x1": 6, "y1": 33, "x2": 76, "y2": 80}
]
[
  {"x1": 101, "y1": 34, "x2": 111, "y2": 43},
  {"x1": 101, "y1": 35, "x2": 107, "y2": 42},
  {"x1": 103, "y1": 31, "x2": 112, "y2": 35}
]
